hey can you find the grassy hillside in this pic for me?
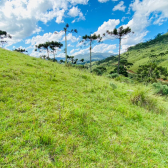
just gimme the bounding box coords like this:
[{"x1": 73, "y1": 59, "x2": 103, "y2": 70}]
[
  {"x1": 1, "y1": 48, "x2": 168, "y2": 167},
  {"x1": 95, "y1": 33, "x2": 168, "y2": 73}
]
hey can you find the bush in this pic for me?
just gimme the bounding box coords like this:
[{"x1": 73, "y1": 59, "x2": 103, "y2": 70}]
[
  {"x1": 110, "y1": 66, "x2": 128, "y2": 77},
  {"x1": 110, "y1": 82, "x2": 117, "y2": 89},
  {"x1": 107, "y1": 73, "x2": 119, "y2": 79},
  {"x1": 153, "y1": 83, "x2": 168, "y2": 96},
  {"x1": 130, "y1": 89, "x2": 164, "y2": 113},
  {"x1": 137, "y1": 63, "x2": 168, "y2": 83},
  {"x1": 93, "y1": 66, "x2": 107, "y2": 76}
]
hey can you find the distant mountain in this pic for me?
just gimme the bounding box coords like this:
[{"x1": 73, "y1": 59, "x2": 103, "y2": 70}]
[
  {"x1": 55, "y1": 52, "x2": 117, "y2": 63},
  {"x1": 74, "y1": 52, "x2": 116, "y2": 62}
]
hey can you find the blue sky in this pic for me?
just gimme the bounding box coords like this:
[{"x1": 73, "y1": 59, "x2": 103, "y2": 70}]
[{"x1": 0, "y1": 0, "x2": 168, "y2": 58}]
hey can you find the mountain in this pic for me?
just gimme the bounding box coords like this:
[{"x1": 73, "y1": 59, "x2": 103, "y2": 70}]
[
  {"x1": 0, "y1": 48, "x2": 168, "y2": 167},
  {"x1": 74, "y1": 52, "x2": 116, "y2": 62}
]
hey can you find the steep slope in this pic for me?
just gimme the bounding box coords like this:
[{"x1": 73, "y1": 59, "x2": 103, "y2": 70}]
[
  {"x1": 0, "y1": 48, "x2": 168, "y2": 167},
  {"x1": 96, "y1": 33, "x2": 168, "y2": 73}
]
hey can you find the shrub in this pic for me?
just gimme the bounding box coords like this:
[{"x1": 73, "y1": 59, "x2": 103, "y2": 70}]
[
  {"x1": 137, "y1": 63, "x2": 168, "y2": 83},
  {"x1": 93, "y1": 66, "x2": 107, "y2": 76},
  {"x1": 110, "y1": 66, "x2": 128, "y2": 77},
  {"x1": 153, "y1": 83, "x2": 168, "y2": 96},
  {"x1": 110, "y1": 82, "x2": 117, "y2": 89},
  {"x1": 130, "y1": 89, "x2": 164, "y2": 113},
  {"x1": 107, "y1": 73, "x2": 119, "y2": 79}
]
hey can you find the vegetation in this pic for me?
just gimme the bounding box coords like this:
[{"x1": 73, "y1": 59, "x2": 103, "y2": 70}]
[
  {"x1": 35, "y1": 41, "x2": 63, "y2": 60},
  {"x1": 103, "y1": 26, "x2": 132, "y2": 74},
  {"x1": 137, "y1": 63, "x2": 168, "y2": 83},
  {"x1": 94, "y1": 32, "x2": 168, "y2": 84},
  {"x1": 1, "y1": 48, "x2": 168, "y2": 167},
  {"x1": 81, "y1": 34, "x2": 102, "y2": 72},
  {"x1": 54, "y1": 24, "x2": 77, "y2": 64},
  {"x1": 14, "y1": 48, "x2": 28, "y2": 54},
  {"x1": 0, "y1": 30, "x2": 12, "y2": 48}
]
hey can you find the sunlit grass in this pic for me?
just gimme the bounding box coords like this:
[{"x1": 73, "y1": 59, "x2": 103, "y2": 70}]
[{"x1": 0, "y1": 48, "x2": 168, "y2": 167}]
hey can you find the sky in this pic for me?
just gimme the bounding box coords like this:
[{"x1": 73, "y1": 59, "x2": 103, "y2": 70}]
[{"x1": 0, "y1": 0, "x2": 168, "y2": 59}]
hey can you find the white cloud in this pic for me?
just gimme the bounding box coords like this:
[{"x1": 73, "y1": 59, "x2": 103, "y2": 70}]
[
  {"x1": 64, "y1": 33, "x2": 80, "y2": 42},
  {"x1": 68, "y1": 6, "x2": 85, "y2": 23},
  {"x1": 72, "y1": 43, "x2": 117, "y2": 56},
  {"x1": 0, "y1": 0, "x2": 88, "y2": 46},
  {"x1": 98, "y1": 0, "x2": 118, "y2": 2},
  {"x1": 121, "y1": 0, "x2": 168, "y2": 48},
  {"x1": 113, "y1": 1, "x2": 126, "y2": 12},
  {"x1": 68, "y1": 6, "x2": 81, "y2": 17},
  {"x1": 98, "y1": 0, "x2": 109, "y2": 3},
  {"x1": 73, "y1": 47, "x2": 89, "y2": 56},
  {"x1": 92, "y1": 43, "x2": 117, "y2": 53},
  {"x1": 94, "y1": 19, "x2": 120, "y2": 40},
  {"x1": 25, "y1": 31, "x2": 65, "y2": 46},
  {"x1": 68, "y1": 44, "x2": 74, "y2": 47}
]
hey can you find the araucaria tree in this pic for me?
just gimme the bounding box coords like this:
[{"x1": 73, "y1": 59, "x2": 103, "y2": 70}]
[
  {"x1": 35, "y1": 42, "x2": 50, "y2": 59},
  {"x1": 104, "y1": 26, "x2": 132, "y2": 74},
  {"x1": 54, "y1": 24, "x2": 77, "y2": 64},
  {"x1": 35, "y1": 41, "x2": 63, "y2": 60},
  {"x1": 81, "y1": 34, "x2": 102, "y2": 72},
  {"x1": 0, "y1": 30, "x2": 12, "y2": 48},
  {"x1": 50, "y1": 41, "x2": 63, "y2": 61}
]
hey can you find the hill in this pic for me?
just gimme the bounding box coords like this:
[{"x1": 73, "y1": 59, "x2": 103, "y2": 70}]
[
  {"x1": 0, "y1": 48, "x2": 168, "y2": 167},
  {"x1": 95, "y1": 33, "x2": 168, "y2": 73}
]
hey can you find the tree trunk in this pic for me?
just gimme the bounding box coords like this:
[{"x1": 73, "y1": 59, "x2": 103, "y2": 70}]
[
  {"x1": 90, "y1": 40, "x2": 92, "y2": 73},
  {"x1": 117, "y1": 37, "x2": 121, "y2": 74},
  {"x1": 53, "y1": 52, "x2": 55, "y2": 60},
  {"x1": 65, "y1": 30, "x2": 67, "y2": 64},
  {"x1": 47, "y1": 48, "x2": 49, "y2": 59}
]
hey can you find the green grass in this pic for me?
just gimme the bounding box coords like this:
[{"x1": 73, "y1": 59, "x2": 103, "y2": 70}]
[{"x1": 1, "y1": 48, "x2": 168, "y2": 167}]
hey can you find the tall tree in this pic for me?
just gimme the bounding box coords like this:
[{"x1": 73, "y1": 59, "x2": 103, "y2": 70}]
[
  {"x1": 81, "y1": 34, "x2": 102, "y2": 72},
  {"x1": 50, "y1": 41, "x2": 63, "y2": 61},
  {"x1": 104, "y1": 26, "x2": 132, "y2": 74},
  {"x1": 0, "y1": 30, "x2": 12, "y2": 48},
  {"x1": 54, "y1": 24, "x2": 77, "y2": 64},
  {"x1": 35, "y1": 42, "x2": 51, "y2": 59}
]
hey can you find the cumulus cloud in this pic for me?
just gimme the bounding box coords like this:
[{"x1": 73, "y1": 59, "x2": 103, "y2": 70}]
[
  {"x1": 98, "y1": 0, "x2": 118, "y2": 2},
  {"x1": 98, "y1": 0, "x2": 109, "y2": 3},
  {"x1": 0, "y1": 0, "x2": 89, "y2": 45},
  {"x1": 121, "y1": 0, "x2": 168, "y2": 49},
  {"x1": 92, "y1": 43, "x2": 117, "y2": 53},
  {"x1": 113, "y1": 1, "x2": 126, "y2": 12},
  {"x1": 95, "y1": 19, "x2": 120, "y2": 35},
  {"x1": 72, "y1": 43, "x2": 116, "y2": 56},
  {"x1": 25, "y1": 31, "x2": 65, "y2": 46}
]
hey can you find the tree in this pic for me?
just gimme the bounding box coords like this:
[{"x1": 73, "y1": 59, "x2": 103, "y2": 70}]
[
  {"x1": 80, "y1": 58, "x2": 84, "y2": 63},
  {"x1": 35, "y1": 42, "x2": 51, "y2": 59},
  {"x1": 40, "y1": 55, "x2": 47, "y2": 59},
  {"x1": 54, "y1": 24, "x2": 77, "y2": 64},
  {"x1": 104, "y1": 26, "x2": 132, "y2": 74},
  {"x1": 110, "y1": 59, "x2": 133, "y2": 77},
  {"x1": 50, "y1": 41, "x2": 63, "y2": 61},
  {"x1": 81, "y1": 34, "x2": 102, "y2": 72},
  {"x1": 137, "y1": 63, "x2": 168, "y2": 83},
  {"x1": 67, "y1": 55, "x2": 79, "y2": 64},
  {"x1": 0, "y1": 30, "x2": 12, "y2": 48},
  {"x1": 14, "y1": 48, "x2": 28, "y2": 54},
  {"x1": 60, "y1": 60, "x2": 64, "y2": 64}
]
